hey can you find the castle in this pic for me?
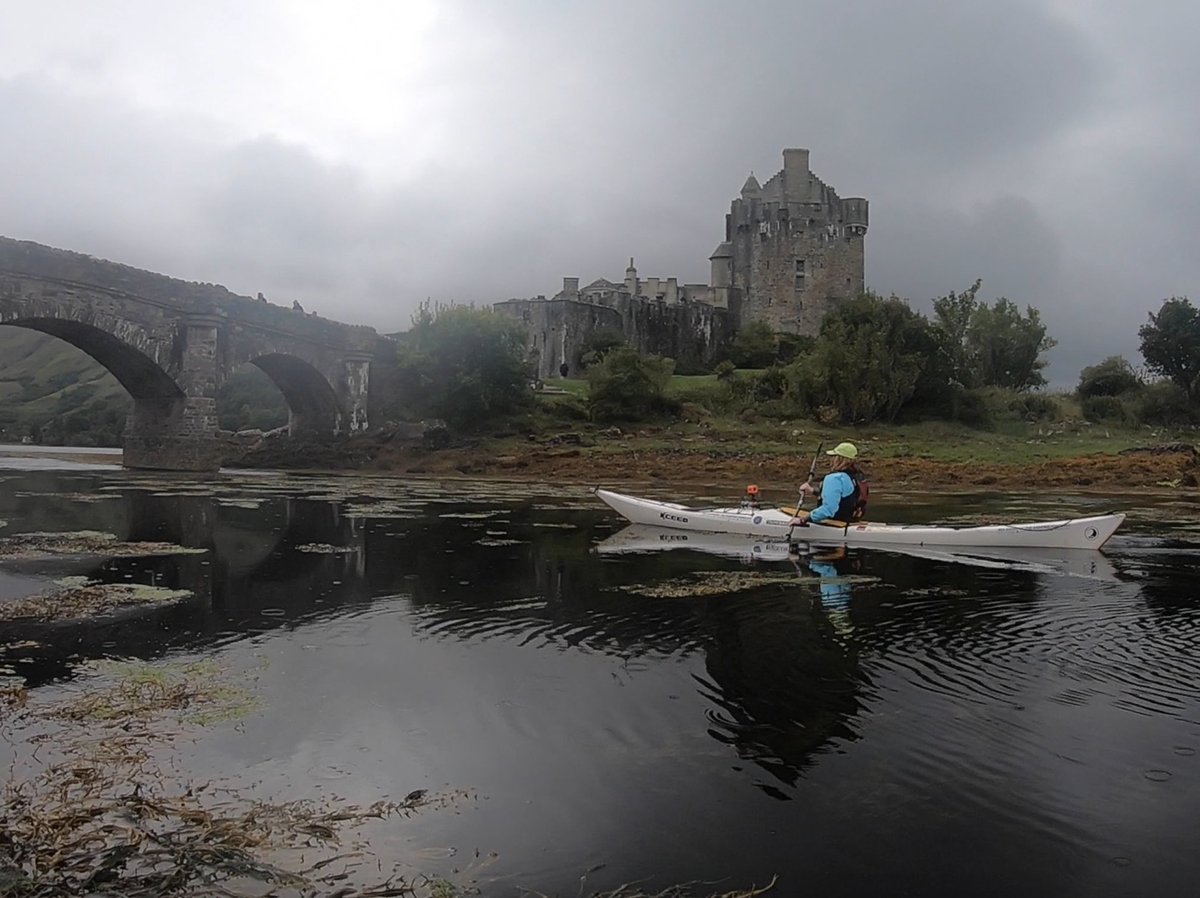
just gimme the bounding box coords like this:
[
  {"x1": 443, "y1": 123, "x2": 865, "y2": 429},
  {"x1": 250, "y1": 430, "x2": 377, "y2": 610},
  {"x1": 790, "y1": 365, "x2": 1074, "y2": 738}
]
[{"x1": 495, "y1": 148, "x2": 867, "y2": 379}]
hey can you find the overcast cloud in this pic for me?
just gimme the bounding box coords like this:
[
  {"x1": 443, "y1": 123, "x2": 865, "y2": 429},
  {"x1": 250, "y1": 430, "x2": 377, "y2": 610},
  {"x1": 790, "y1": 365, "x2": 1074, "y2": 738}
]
[{"x1": 1, "y1": 0, "x2": 1196, "y2": 384}]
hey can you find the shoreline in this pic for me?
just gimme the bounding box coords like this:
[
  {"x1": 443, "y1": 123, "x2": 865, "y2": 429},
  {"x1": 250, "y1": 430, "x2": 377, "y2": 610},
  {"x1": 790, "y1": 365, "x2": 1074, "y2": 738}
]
[{"x1": 5, "y1": 442, "x2": 1197, "y2": 494}]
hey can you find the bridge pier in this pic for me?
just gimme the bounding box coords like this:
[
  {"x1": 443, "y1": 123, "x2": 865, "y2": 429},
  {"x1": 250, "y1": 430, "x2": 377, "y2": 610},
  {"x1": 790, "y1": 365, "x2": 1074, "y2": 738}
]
[
  {"x1": 123, "y1": 312, "x2": 222, "y2": 472},
  {"x1": 124, "y1": 396, "x2": 222, "y2": 471}
]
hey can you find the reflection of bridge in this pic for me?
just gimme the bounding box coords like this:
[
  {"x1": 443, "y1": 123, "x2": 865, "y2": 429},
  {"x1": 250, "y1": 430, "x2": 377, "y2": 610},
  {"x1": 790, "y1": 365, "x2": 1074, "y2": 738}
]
[{"x1": 0, "y1": 237, "x2": 376, "y2": 470}]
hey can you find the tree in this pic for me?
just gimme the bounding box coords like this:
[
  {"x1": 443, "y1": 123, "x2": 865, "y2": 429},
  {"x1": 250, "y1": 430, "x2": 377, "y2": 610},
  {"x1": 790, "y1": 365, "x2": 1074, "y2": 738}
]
[
  {"x1": 728, "y1": 320, "x2": 777, "y2": 368},
  {"x1": 393, "y1": 303, "x2": 533, "y2": 429},
  {"x1": 794, "y1": 292, "x2": 945, "y2": 423},
  {"x1": 579, "y1": 326, "x2": 627, "y2": 369},
  {"x1": 1077, "y1": 356, "x2": 1141, "y2": 399},
  {"x1": 964, "y1": 297, "x2": 1056, "y2": 391},
  {"x1": 1139, "y1": 297, "x2": 1200, "y2": 403},
  {"x1": 932, "y1": 281, "x2": 1057, "y2": 391},
  {"x1": 932, "y1": 279, "x2": 983, "y2": 387}
]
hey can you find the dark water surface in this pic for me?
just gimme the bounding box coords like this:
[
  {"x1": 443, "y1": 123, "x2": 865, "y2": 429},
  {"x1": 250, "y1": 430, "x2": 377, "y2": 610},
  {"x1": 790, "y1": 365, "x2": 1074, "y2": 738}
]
[{"x1": 2, "y1": 465, "x2": 1199, "y2": 897}]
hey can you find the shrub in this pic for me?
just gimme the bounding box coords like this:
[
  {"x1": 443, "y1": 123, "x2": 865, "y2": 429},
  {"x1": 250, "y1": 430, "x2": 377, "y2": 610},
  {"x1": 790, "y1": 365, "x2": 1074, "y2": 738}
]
[
  {"x1": 948, "y1": 388, "x2": 993, "y2": 428},
  {"x1": 728, "y1": 321, "x2": 777, "y2": 369},
  {"x1": 1007, "y1": 393, "x2": 1061, "y2": 423},
  {"x1": 587, "y1": 346, "x2": 679, "y2": 422},
  {"x1": 1136, "y1": 382, "x2": 1200, "y2": 426},
  {"x1": 1077, "y1": 356, "x2": 1142, "y2": 399},
  {"x1": 1081, "y1": 395, "x2": 1133, "y2": 425}
]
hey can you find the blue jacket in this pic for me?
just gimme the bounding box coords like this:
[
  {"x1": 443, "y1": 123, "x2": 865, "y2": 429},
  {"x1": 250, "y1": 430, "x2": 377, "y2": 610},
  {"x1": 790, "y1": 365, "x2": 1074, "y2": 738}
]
[{"x1": 810, "y1": 471, "x2": 856, "y2": 523}]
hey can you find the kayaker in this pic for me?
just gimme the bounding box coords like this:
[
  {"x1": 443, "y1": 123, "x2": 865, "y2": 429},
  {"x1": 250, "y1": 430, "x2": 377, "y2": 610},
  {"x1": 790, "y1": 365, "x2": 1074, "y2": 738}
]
[{"x1": 790, "y1": 442, "x2": 866, "y2": 526}]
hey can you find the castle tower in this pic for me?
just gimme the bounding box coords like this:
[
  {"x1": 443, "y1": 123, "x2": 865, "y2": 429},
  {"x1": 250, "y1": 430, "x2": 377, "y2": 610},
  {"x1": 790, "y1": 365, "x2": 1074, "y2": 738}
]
[
  {"x1": 726, "y1": 148, "x2": 868, "y2": 335},
  {"x1": 624, "y1": 258, "x2": 638, "y2": 296}
]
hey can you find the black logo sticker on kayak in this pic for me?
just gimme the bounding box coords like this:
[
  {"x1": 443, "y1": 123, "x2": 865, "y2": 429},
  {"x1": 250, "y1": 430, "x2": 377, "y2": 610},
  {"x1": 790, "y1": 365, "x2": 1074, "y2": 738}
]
[
  {"x1": 661, "y1": 512, "x2": 689, "y2": 523},
  {"x1": 1085, "y1": 527, "x2": 1098, "y2": 540}
]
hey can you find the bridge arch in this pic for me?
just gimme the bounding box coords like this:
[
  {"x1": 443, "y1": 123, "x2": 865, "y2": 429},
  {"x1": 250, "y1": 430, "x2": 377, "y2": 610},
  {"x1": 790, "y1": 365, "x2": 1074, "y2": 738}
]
[
  {"x1": 248, "y1": 353, "x2": 340, "y2": 436},
  {"x1": 1, "y1": 237, "x2": 376, "y2": 471}
]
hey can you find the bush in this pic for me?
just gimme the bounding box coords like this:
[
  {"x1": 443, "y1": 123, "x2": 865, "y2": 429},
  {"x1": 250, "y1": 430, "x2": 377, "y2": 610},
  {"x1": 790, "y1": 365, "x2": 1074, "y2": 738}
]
[
  {"x1": 587, "y1": 346, "x2": 679, "y2": 422},
  {"x1": 728, "y1": 321, "x2": 777, "y2": 369},
  {"x1": 1078, "y1": 356, "x2": 1142, "y2": 399},
  {"x1": 947, "y1": 388, "x2": 993, "y2": 428},
  {"x1": 1081, "y1": 395, "x2": 1133, "y2": 425},
  {"x1": 1007, "y1": 393, "x2": 1061, "y2": 423},
  {"x1": 1136, "y1": 382, "x2": 1200, "y2": 426},
  {"x1": 579, "y1": 326, "x2": 627, "y2": 369}
]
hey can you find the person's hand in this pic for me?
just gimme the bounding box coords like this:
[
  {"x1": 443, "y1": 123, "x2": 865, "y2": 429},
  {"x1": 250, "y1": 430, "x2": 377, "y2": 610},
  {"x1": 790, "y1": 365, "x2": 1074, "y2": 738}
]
[
  {"x1": 790, "y1": 511, "x2": 810, "y2": 526},
  {"x1": 799, "y1": 482, "x2": 816, "y2": 495}
]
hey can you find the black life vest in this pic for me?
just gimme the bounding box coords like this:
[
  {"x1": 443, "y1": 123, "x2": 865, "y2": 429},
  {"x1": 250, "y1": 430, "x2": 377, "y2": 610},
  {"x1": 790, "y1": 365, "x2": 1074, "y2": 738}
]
[{"x1": 834, "y1": 474, "x2": 869, "y2": 523}]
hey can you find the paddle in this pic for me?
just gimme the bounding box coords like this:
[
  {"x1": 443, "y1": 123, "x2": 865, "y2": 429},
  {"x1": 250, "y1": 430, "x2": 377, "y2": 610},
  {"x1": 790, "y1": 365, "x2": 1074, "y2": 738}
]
[{"x1": 787, "y1": 442, "x2": 823, "y2": 538}]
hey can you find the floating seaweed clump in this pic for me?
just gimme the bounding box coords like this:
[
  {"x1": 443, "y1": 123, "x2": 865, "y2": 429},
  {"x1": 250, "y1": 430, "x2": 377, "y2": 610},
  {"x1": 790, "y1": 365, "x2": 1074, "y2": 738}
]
[
  {"x1": 0, "y1": 530, "x2": 207, "y2": 562},
  {"x1": 295, "y1": 543, "x2": 356, "y2": 554},
  {"x1": 615, "y1": 572, "x2": 802, "y2": 599},
  {"x1": 1, "y1": 658, "x2": 454, "y2": 897},
  {"x1": 0, "y1": 581, "x2": 192, "y2": 623}
]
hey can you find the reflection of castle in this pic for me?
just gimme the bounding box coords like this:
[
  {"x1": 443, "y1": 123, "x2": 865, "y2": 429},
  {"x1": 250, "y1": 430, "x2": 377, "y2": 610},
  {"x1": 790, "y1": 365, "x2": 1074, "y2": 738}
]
[{"x1": 495, "y1": 148, "x2": 868, "y2": 379}]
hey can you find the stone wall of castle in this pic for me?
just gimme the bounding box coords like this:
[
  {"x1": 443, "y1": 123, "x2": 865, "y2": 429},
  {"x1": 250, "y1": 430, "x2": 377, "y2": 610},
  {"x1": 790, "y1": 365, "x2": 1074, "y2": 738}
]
[{"x1": 495, "y1": 294, "x2": 732, "y2": 380}]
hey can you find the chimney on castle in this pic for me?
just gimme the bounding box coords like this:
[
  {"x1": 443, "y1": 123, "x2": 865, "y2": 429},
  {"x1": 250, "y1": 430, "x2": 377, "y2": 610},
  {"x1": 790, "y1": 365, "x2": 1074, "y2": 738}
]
[
  {"x1": 782, "y1": 148, "x2": 811, "y2": 203},
  {"x1": 562, "y1": 277, "x2": 579, "y2": 296}
]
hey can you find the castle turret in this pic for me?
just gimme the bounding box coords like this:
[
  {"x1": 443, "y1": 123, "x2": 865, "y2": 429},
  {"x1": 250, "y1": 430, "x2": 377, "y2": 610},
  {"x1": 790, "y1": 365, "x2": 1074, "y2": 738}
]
[
  {"x1": 624, "y1": 258, "x2": 638, "y2": 296},
  {"x1": 724, "y1": 148, "x2": 866, "y2": 335},
  {"x1": 782, "y1": 148, "x2": 811, "y2": 203}
]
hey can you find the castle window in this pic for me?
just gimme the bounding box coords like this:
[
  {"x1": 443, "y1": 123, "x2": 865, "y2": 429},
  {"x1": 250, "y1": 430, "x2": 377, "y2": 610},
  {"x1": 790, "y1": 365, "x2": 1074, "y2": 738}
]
[{"x1": 795, "y1": 259, "x2": 805, "y2": 274}]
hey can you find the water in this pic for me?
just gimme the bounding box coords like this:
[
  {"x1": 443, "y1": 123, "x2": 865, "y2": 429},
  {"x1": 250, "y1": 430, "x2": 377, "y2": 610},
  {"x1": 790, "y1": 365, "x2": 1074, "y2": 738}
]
[{"x1": 1, "y1": 465, "x2": 1199, "y2": 896}]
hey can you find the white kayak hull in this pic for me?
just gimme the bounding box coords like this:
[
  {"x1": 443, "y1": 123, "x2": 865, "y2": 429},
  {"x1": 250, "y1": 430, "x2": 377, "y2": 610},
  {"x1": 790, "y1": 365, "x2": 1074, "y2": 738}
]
[
  {"x1": 594, "y1": 488, "x2": 1124, "y2": 550},
  {"x1": 594, "y1": 524, "x2": 1122, "y2": 581}
]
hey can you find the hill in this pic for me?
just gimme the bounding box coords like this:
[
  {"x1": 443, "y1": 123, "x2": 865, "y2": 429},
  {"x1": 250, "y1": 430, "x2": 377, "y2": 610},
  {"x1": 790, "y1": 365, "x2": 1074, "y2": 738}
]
[
  {"x1": 0, "y1": 329, "x2": 287, "y2": 445},
  {"x1": 0, "y1": 328, "x2": 128, "y2": 445}
]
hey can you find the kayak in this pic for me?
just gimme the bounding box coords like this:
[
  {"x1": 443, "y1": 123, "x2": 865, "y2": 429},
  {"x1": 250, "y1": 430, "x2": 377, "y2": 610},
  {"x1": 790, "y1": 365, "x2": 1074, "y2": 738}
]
[
  {"x1": 594, "y1": 523, "x2": 1122, "y2": 581},
  {"x1": 593, "y1": 488, "x2": 1124, "y2": 550}
]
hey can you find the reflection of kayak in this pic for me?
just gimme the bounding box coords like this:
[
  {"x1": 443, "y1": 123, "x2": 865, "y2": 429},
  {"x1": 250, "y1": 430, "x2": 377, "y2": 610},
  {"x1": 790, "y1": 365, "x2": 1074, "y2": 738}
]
[
  {"x1": 594, "y1": 524, "x2": 794, "y2": 562},
  {"x1": 594, "y1": 489, "x2": 1124, "y2": 550},
  {"x1": 595, "y1": 524, "x2": 1123, "y2": 582}
]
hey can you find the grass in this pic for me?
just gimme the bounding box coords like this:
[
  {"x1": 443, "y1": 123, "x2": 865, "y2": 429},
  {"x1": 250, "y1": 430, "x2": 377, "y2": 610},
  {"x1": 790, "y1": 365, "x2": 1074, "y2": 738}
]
[{"x1": 526, "y1": 385, "x2": 1195, "y2": 467}]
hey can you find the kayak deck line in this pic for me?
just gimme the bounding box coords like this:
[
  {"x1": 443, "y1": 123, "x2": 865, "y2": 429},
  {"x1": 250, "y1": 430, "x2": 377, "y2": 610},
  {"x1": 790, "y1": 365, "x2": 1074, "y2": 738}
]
[{"x1": 593, "y1": 488, "x2": 1124, "y2": 551}]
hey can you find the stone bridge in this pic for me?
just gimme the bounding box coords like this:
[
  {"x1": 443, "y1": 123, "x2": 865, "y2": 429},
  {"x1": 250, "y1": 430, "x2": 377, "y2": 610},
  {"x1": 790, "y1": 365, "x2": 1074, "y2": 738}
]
[{"x1": 0, "y1": 237, "x2": 376, "y2": 471}]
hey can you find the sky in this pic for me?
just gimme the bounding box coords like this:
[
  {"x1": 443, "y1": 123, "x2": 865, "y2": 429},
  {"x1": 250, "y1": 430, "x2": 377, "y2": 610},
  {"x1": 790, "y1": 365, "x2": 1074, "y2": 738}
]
[{"x1": 1, "y1": 0, "x2": 1196, "y2": 385}]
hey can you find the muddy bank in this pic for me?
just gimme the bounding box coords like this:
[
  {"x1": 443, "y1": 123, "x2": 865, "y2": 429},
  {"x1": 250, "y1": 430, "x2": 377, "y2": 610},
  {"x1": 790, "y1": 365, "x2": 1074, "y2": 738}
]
[{"x1": 231, "y1": 436, "x2": 1200, "y2": 493}]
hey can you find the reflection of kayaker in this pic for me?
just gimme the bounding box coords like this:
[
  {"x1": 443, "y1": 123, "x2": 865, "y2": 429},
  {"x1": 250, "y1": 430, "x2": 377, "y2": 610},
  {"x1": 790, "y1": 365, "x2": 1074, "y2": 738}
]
[{"x1": 794, "y1": 546, "x2": 853, "y2": 609}]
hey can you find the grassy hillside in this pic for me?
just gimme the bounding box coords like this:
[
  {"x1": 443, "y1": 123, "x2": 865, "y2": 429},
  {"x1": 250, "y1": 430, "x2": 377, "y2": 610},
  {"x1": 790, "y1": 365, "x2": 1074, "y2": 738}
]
[
  {"x1": 0, "y1": 328, "x2": 129, "y2": 445},
  {"x1": 0, "y1": 328, "x2": 287, "y2": 445}
]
